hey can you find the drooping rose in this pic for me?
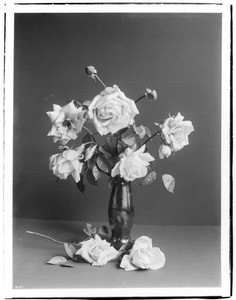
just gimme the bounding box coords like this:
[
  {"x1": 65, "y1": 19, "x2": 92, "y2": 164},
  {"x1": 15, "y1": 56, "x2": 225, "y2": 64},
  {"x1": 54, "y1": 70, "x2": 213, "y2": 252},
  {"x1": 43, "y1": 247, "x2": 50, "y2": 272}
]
[
  {"x1": 111, "y1": 145, "x2": 154, "y2": 182},
  {"x1": 88, "y1": 85, "x2": 139, "y2": 135},
  {"x1": 120, "y1": 236, "x2": 166, "y2": 271},
  {"x1": 160, "y1": 113, "x2": 194, "y2": 152},
  {"x1": 47, "y1": 101, "x2": 86, "y2": 145},
  {"x1": 159, "y1": 144, "x2": 172, "y2": 159},
  {"x1": 75, "y1": 234, "x2": 119, "y2": 267},
  {"x1": 145, "y1": 88, "x2": 158, "y2": 101},
  {"x1": 49, "y1": 145, "x2": 84, "y2": 182}
]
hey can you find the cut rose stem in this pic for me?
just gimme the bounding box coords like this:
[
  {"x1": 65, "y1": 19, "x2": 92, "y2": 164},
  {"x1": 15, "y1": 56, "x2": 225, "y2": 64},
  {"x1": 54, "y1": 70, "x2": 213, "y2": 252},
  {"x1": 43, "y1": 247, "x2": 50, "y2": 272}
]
[{"x1": 26, "y1": 231, "x2": 83, "y2": 246}]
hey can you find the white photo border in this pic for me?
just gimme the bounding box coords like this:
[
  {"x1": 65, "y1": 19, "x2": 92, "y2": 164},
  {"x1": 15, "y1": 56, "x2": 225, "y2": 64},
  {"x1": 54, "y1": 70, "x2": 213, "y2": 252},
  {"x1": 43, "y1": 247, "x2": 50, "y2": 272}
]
[{"x1": 2, "y1": 1, "x2": 231, "y2": 299}]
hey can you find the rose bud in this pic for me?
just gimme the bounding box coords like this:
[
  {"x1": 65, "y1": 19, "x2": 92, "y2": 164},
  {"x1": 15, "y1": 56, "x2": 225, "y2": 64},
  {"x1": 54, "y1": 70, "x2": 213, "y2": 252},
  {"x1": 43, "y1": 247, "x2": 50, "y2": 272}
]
[
  {"x1": 145, "y1": 88, "x2": 158, "y2": 101},
  {"x1": 85, "y1": 66, "x2": 97, "y2": 78},
  {"x1": 159, "y1": 145, "x2": 172, "y2": 159}
]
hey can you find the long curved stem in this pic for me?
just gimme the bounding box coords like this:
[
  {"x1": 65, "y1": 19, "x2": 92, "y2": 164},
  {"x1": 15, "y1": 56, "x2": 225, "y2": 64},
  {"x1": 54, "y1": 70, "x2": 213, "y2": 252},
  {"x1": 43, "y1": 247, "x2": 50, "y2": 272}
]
[
  {"x1": 26, "y1": 231, "x2": 65, "y2": 245},
  {"x1": 26, "y1": 231, "x2": 87, "y2": 247},
  {"x1": 135, "y1": 95, "x2": 145, "y2": 103}
]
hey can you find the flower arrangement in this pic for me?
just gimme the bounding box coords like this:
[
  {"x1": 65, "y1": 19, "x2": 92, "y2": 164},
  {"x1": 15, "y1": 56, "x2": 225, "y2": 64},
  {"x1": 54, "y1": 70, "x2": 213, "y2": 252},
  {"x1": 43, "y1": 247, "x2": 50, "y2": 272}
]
[{"x1": 27, "y1": 66, "x2": 194, "y2": 271}]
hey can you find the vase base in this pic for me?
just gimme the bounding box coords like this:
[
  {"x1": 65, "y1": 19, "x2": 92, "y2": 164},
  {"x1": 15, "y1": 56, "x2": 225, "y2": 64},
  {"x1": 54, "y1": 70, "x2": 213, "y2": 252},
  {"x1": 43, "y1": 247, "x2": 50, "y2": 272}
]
[{"x1": 110, "y1": 237, "x2": 134, "y2": 252}]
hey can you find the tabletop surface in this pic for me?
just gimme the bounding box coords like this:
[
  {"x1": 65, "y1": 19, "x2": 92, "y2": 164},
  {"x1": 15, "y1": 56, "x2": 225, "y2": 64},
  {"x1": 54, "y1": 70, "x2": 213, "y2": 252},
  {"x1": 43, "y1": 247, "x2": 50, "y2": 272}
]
[{"x1": 13, "y1": 218, "x2": 221, "y2": 290}]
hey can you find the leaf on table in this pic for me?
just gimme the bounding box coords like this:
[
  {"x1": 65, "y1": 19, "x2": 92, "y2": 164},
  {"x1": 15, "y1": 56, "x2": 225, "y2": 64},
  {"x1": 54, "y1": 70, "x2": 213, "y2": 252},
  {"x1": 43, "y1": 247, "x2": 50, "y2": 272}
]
[
  {"x1": 83, "y1": 223, "x2": 97, "y2": 236},
  {"x1": 162, "y1": 174, "x2": 175, "y2": 193},
  {"x1": 141, "y1": 171, "x2": 157, "y2": 185},
  {"x1": 73, "y1": 254, "x2": 87, "y2": 263},
  {"x1": 64, "y1": 243, "x2": 76, "y2": 259},
  {"x1": 46, "y1": 256, "x2": 67, "y2": 265},
  {"x1": 98, "y1": 225, "x2": 109, "y2": 236},
  {"x1": 60, "y1": 264, "x2": 74, "y2": 268}
]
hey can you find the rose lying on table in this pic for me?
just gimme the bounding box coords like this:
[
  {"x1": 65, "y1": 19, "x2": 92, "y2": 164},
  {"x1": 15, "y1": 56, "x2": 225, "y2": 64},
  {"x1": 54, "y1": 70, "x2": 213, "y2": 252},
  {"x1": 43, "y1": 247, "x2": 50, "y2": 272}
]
[
  {"x1": 120, "y1": 236, "x2": 166, "y2": 271},
  {"x1": 27, "y1": 224, "x2": 165, "y2": 271}
]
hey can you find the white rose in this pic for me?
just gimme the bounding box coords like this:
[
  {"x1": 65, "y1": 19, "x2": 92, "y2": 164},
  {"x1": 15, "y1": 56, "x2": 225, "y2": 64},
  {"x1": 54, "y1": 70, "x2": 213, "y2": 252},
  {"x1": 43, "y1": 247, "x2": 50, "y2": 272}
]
[
  {"x1": 49, "y1": 145, "x2": 84, "y2": 182},
  {"x1": 47, "y1": 101, "x2": 86, "y2": 145},
  {"x1": 159, "y1": 145, "x2": 172, "y2": 159},
  {"x1": 76, "y1": 234, "x2": 119, "y2": 267},
  {"x1": 120, "y1": 236, "x2": 166, "y2": 271},
  {"x1": 111, "y1": 145, "x2": 155, "y2": 182},
  {"x1": 160, "y1": 112, "x2": 194, "y2": 152},
  {"x1": 88, "y1": 85, "x2": 139, "y2": 136}
]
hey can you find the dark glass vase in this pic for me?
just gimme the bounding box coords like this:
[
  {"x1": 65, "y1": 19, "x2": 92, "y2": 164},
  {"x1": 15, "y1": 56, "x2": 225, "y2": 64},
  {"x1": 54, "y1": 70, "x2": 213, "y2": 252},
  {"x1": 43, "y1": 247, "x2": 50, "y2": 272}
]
[{"x1": 108, "y1": 178, "x2": 134, "y2": 251}]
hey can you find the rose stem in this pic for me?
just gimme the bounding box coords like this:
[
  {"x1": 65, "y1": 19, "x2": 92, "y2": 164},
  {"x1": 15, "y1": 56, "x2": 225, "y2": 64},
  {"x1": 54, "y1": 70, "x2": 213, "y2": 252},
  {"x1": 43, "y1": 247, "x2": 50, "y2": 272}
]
[
  {"x1": 26, "y1": 231, "x2": 65, "y2": 245},
  {"x1": 135, "y1": 95, "x2": 145, "y2": 103},
  {"x1": 26, "y1": 231, "x2": 81, "y2": 247},
  {"x1": 94, "y1": 74, "x2": 106, "y2": 89},
  {"x1": 142, "y1": 130, "x2": 161, "y2": 146}
]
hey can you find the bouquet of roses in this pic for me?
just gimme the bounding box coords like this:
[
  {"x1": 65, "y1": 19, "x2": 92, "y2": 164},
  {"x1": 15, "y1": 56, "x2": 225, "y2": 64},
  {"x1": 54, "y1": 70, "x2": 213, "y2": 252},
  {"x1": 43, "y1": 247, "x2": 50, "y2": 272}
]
[
  {"x1": 47, "y1": 66, "x2": 194, "y2": 193},
  {"x1": 27, "y1": 66, "x2": 194, "y2": 271}
]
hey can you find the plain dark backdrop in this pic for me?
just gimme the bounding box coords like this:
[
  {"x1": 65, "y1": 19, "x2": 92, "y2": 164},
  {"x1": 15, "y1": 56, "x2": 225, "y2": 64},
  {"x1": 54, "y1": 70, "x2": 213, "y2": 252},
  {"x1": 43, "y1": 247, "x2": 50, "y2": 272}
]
[{"x1": 13, "y1": 13, "x2": 221, "y2": 225}]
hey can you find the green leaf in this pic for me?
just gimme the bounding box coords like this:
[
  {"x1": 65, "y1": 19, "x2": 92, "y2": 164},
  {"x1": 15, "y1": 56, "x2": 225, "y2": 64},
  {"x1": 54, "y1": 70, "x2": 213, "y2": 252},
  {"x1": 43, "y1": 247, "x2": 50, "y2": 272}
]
[
  {"x1": 46, "y1": 256, "x2": 67, "y2": 265},
  {"x1": 141, "y1": 171, "x2": 157, "y2": 185},
  {"x1": 113, "y1": 127, "x2": 128, "y2": 138},
  {"x1": 122, "y1": 135, "x2": 136, "y2": 147},
  {"x1": 103, "y1": 135, "x2": 117, "y2": 155},
  {"x1": 60, "y1": 264, "x2": 74, "y2": 268},
  {"x1": 144, "y1": 126, "x2": 152, "y2": 138},
  {"x1": 96, "y1": 156, "x2": 110, "y2": 173},
  {"x1": 64, "y1": 243, "x2": 76, "y2": 259},
  {"x1": 73, "y1": 254, "x2": 86, "y2": 263},
  {"x1": 117, "y1": 140, "x2": 126, "y2": 154},
  {"x1": 86, "y1": 169, "x2": 97, "y2": 185},
  {"x1": 76, "y1": 175, "x2": 85, "y2": 193},
  {"x1": 98, "y1": 225, "x2": 109, "y2": 236},
  {"x1": 82, "y1": 133, "x2": 92, "y2": 146},
  {"x1": 83, "y1": 223, "x2": 97, "y2": 236},
  {"x1": 82, "y1": 100, "x2": 92, "y2": 107},
  {"x1": 84, "y1": 145, "x2": 97, "y2": 161},
  {"x1": 92, "y1": 165, "x2": 103, "y2": 181},
  {"x1": 133, "y1": 124, "x2": 146, "y2": 139},
  {"x1": 162, "y1": 174, "x2": 175, "y2": 193}
]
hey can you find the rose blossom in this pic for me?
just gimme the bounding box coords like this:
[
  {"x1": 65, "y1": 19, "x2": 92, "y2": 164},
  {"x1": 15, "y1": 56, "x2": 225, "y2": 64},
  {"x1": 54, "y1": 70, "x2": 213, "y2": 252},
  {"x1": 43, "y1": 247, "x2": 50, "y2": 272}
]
[
  {"x1": 120, "y1": 236, "x2": 166, "y2": 271},
  {"x1": 111, "y1": 145, "x2": 154, "y2": 182},
  {"x1": 75, "y1": 234, "x2": 119, "y2": 267},
  {"x1": 160, "y1": 112, "x2": 194, "y2": 152},
  {"x1": 47, "y1": 101, "x2": 86, "y2": 145},
  {"x1": 49, "y1": 145, "x2": 84, "y2": 182},
  {"x1": 88, "y1": 85, "x2": 139, "y2": 135},
  {"x1": 159, "y1": 144, "x2": 172, "y2": 159}
]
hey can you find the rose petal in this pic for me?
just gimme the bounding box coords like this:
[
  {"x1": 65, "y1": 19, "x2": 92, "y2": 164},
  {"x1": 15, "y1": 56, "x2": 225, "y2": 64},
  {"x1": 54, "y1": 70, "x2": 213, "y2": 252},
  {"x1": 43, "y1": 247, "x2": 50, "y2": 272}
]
[
  {"x1": 149, "y1": 247, "x2": 166, "y2": 270},
  {"x1": 120, "y1": 254, "x2": 138, "y2": 271}
]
